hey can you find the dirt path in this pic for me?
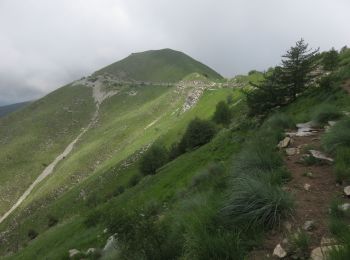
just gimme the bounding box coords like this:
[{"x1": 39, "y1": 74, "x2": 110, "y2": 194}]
[
  {"x1": 250, "y1": 126, "x2": 343, "y2": 259},
  {"x1": 0, "y1": 83, "x2": 117, "y2": 224}
]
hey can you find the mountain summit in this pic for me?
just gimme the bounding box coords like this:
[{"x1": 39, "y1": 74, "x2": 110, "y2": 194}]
[{"x1": 95, "y1": 48, "x2": 223, "y2": 82}]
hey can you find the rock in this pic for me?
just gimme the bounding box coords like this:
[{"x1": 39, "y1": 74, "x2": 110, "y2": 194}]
[
  {"x1": 286, "y1": 148, "x2": 299, "y2": 156},
  {"x1": 338, "y1": 203, "x2": 350, "y2": 211},
  {"x1": 304, "y1": 183, "x2": 311, "y2": 191},
  {"x1": 303, "y1": 220, "x2": 315, "y2": 231},
  {"x1": 86, "y1": 248, "x2": 96, "y2": 255},
  {"x1": 103, "y1": 228, "x2": 108, "y2": 234},
  {"x1": 278, "y1": 137, "x2": 291, "y2": 148},
  {"x1": 103, "y1": 234, "x2": 117, "y2": 252},
  {"x1": 328, "y1": 121, "x2": 337, "y2": 126},
  {"x1": 68, "y1": 249, "x2": 80, "y2": 258},
  {"x1": 344, "y1": 186, "x2": 350, "y2": 196},
  {"x1": 273, "y1": 244, "x2": 287, "y2": 258},
  {"x1": 306, "y1": 172, "x2": 313, "y2": 178},
  {"x1": 309, "y1": 150, "x2": 334, "y2": 163},
  {"x1": 311, "y1": 246, "x2": 340, "y2": 260}
]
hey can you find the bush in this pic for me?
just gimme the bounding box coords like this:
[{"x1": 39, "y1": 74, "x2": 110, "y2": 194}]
[
  {"x1": 47, "y1": 215, "x2": 58, "y2": 227},
  {"x1": 113, "y1": 185, "x2": 125, "y2": 197},
  {"x1": 139, "y1": 144, "x2": 169, "y2": 175},
  {"x1": 28, "y1": 229, "x2": 38, "y2": 240},
  {"x1": 212, "y1": 101, "x2": 232, "y2": 126},
  {"x1": 222, "y1": 177, "x2": 294, "y2": 228},
  {"x1": 190, "y1": 162, "x2": 226, "y2": 189},
  {"x1": 322, "y1": 48, "x2": 339, "y2": 71},
  {"x1": 179, "y1": 118, "x2": 217, "y2": 151},
  {"x1": 311, "y1": 104, "x2": 342, "y2": 125},
  {"x1": 263, "y1": 113, "x2": 295, "y2": 130},
  {"x1": 84, "y1": 209, "x2": 102, "y2": 227},
  {"x1": 322, "y1": 118, "x2": 350, "y2": 153},
  {"x1": 335, "y1": 147, "x2": 350, "y2": 182},
  {"x1": 318, "y1": 74, "x2": 336, "y2": 90},
  {"x1": 128, "y1": 174, "x2": 141, "y2": 187}
]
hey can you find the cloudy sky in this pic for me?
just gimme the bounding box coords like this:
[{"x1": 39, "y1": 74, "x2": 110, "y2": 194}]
[{"x1": 0, "y1": 0, "x2": 349, "y2": 105}]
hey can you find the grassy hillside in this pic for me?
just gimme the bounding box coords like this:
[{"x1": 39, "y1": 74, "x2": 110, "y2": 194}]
[
  {"x1": 0, "y1": 85, "x2": 95, "y2": 213},
  {"x1": 95, "y1": 49, "x2": 223, "y2": 82}
]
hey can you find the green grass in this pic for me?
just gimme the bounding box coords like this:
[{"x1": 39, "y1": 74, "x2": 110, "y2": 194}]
[
  {"x1": 95, "y1": 48, "x2": 223, "y2": 82},
  {"x1": 322, "y1": 118, "x2": 350, "y2": 153},
  {"x1": 311, "y1": 104, "x2": 343, "y2": 125}
]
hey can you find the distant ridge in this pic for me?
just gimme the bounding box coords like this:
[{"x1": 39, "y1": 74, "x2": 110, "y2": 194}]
[
  {"x1": 0, "y1": 101, "x2": 31, "y2": 117},
  {"x1": 95, "y1": 48, "x2": 223, "y2": 82}
]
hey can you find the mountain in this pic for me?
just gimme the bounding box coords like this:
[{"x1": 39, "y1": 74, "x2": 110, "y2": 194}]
[
  {"x1": 0, "y1": 46, "x2": 349, "y2": 259},
  {"x1": 95, "y1": 48, "x2": 223, "y2": 82},
  {"x1": 0, "y1": 102, "x2": 31, "y2": 118}
]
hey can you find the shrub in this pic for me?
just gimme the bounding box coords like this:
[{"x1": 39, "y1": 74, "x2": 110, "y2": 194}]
[
  {"x1": 128, "y1": 174, "x2": 141, "y2": 187},
  {"x1": 226, "y1": 94, "x2": 234, "y2": 105},
  {"x1": 28, "y1": 229, "x2": 38, "y2": 240},
  {"x1": 311, "y1": 104, "x2": 342, "y2": 125},
  {"x1": 335, "y1": 147, "x2": 350, "y2": 182},
  {"x1": 318, "y1": 75, "x2": 336, "y2": 90},
  {"x1": 322, "y1": 48, "x2": 339, "y2": 71},
  {"x1": 47, "y1": 215, "x2": 58, "y2": 227},
  {"x1": 322, "y1": 118, "x2": 350, "y2": 153},
  {"x1": 212, "y1": 101, "x2": 232, "y2": 126},
  {"x1": 263, "y1": 113, "x2": 295, "y2": 130},
  {"x1": 84, "y1": 209, "x2": 102, "y2": 227},
  {"x1": 190, "y1": 162, "x2": 226, "y2": 189},
  {"x1": 222, "y1": 177, "x2": 294, "y2": 228},
  {"x1": 139, "y1": 144, "x2": 169, "y2": 175},
  {"x1": 179, "y1": 118, "x2": 217, "y2": 151},
  {"x1": 113, "y1": 185, "x2": 125, "y2": 197}
]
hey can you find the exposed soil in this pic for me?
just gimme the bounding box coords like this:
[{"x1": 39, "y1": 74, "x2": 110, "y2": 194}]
[{"x1": 249, "y1": 128, "x2": 344, "y2": 259}]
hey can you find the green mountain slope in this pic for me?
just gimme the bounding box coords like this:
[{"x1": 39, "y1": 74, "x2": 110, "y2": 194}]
[{"x1": 95, "y1": 48, "x2": 223, "y2": 82}]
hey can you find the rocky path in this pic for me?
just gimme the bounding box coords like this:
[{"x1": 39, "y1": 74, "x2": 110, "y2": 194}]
[
  {"x1": 0, "y1": 83, "x2": 116, "y2": 224},
  {"x1": 251, "y1": 122, "x2": 343, "y2": 259}
]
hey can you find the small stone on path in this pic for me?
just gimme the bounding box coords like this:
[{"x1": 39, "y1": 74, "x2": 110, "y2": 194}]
[
  {"x1": 304, "y1": 183, "x2": 311, "y2": 191},
  {"x1": 344, "y1": 186, "x2": 350, "y2": 196},
  {"x1": 69, "y1": 249, "x2": 80, "y2": 258},
  {"x1": 278, "y1": 137, "x2": 291, "y2": 148},
  {"x1": 309, "y1": 150, "x2": 334, "y2": 162},
  {"x1": 338, "y1": 203, "x2": 350, "y2": 211},
  {"x1": 286, "y1": 148, "x2": 299, "y2": 156},
  {"x1": 303, "y1": 220, "x2": 315, "y2": 231},
  {"x1": 273, "y1": 244, "x2": 287, "y2": 258}
]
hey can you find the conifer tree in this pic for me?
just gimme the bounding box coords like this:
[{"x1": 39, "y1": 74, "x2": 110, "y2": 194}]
[
  {"x1": 322, "y1": 47, "x2": 339, "y2": 71},
  {"x1": 281, "y1": 39, "x2": 319, "y2": 101}
]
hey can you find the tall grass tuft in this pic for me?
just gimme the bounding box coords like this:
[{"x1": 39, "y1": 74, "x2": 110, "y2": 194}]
[
  {"x1": 322, "y1": 118, "x2": 350, "y2": 153},
  {"x1": 311, "y1": 104, "x2": 343, "y2": 125},
  {"x1": 335, "y1": 147, "x2": 350, "y2": 182},
  {"x1": 222, "y1": 177, "x2": 294, "y2": 228}
]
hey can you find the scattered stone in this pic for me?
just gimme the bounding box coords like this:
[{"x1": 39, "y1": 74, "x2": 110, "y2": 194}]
[
  {"x1": 344, "y1": 186, "x2": 350, "y2": 196},
  {"x1": 311, "y1": 246, "x2": 340, "y2": 260},
  {"x1": 278, "y1": 137, "x2": 291, "y2": 148},
  {"x1": 338, "y1": 203, "x2": 350, "y2": 211},
  {"x1": 309, "y1": 150, "x2": 334, "y2": 163},
  {"x1": 273, "y1": 244, "x2": 287, "y2": 258},
  {"x1": 86, "y1": 248, "x2": 96, "y2": 255},
  {"x1": 286, "y1": 148, "x2": 299, "y2": 156},
  {"x1": 304, "y1": 183, "x2": 311, "y2": 191},
  {"x1": 306, "y1": 172, "x2": 313, "y2": 178},
  {"x1": 68, "y1": 249, "x2": 80, "y2": 258},
  {"x1": 103, "y1": 234, "x2": 117, "y2": 252},
  {"x1": 328, "y1": 121, "x2": 337, "y2": 126},
  {"x1": 103, "y1": 228, "x2": 108, "y2": 234},
  {"x1": 303, "y1": 220, "x2": 315, "y2": 231}
]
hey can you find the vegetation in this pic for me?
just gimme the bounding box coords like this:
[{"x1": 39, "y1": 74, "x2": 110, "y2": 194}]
[
  {"x1": 139, "y1": 144, "x2": 169, "y2": 175},
  {"x1": 212, "y1": 100, "x2": 232, "y2": 126},
  {"x1": 322, "y1": 48, "x2": 339, "y2": 71},
  {"x1": 311, "y1": 104, "x2": 343, "y2": 125},
  {"x1": 322, "y1": 118, "x2": 350, "y2": 153},
  {"x1": 246, "y1": 39, "x2": 319, "y2": 115}
]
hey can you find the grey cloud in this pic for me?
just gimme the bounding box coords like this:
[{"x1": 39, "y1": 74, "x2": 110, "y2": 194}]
[{"x1": 0, "y1": 0, "x2": 349, "y2": 104}]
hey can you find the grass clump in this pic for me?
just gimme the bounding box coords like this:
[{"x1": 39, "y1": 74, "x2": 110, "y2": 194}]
[
  {"x1": 334, "y1": 147, "x2": 350, "y2": 182},
  {"x1": 322, "y1": 118, "x2": 350, "y2": 153},
  {"x1": 290, "y1": 231, "x2": 310, "y2": 258},
  {"x1": 222, "y1": 177, "x2": 294, "y2": 228},
  {"x1": 311, "y1": 104, "x2": 343, "y2": 125},
  {"x1": 263, "y1": 112, "x2": 295, "y2": 130}
]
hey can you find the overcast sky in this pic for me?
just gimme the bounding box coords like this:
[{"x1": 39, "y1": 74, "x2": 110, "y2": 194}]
[{"x1": 0, "y1": 0, "x2": 349, "y2": 105}]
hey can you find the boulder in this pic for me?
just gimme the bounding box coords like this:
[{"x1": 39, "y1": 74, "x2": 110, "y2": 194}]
[
  {"x1": 344, "y1": 186, "x2": 350, "y2": 196},
  {"x1": 303, "y1": 220, "x2": 315, "y2": 231},
  {"x1": 86, "y1": 248, "x2": 96, "y2": 255},
  {"x1": 278, "y1": 137, "x2": 291, "y2": 148},
  {"x1": 273, "y1": 244, "x2": 287, "y2": 258},
  {"x1": 68, "y1": 249, "x2": 80, "y2": 258}
]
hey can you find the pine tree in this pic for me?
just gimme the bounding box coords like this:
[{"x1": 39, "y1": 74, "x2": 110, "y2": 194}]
[
  {"x1": 281, "y1": 39, "x2": 319, "y2": 101},
  {"x1": 322, "y1": 48, "x2": 339, "y2": 71}
]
